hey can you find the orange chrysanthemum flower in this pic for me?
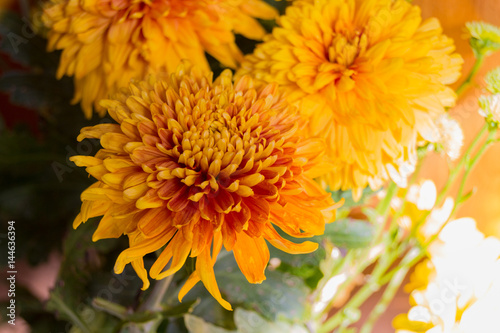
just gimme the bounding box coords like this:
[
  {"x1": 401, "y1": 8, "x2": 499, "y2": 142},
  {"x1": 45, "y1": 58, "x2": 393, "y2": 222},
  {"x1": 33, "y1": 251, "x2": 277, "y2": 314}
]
[
  {"x1": 42, "y1": 0, "x2": 277, "y2": 119},
  {"x1": 237, "y1": 0, "x2": 463, "y2": 200},
  {"x1": 70, "y1": 63, "x2": 341, "y2": 310}
]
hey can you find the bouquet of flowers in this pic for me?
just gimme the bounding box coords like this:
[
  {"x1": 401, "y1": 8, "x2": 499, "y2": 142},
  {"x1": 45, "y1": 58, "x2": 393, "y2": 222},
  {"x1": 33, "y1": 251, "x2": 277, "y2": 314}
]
[{"x1": 1, "y1": 0, "x2": 500, "y2": 332}]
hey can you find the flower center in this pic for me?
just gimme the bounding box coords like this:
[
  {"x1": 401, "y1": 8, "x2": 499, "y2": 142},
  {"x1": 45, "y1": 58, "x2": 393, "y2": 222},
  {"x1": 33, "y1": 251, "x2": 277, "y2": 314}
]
[
  {"x1": 172, "y1": 107, "x2": 257, "y2": 174},
  {"x1": 324, "y1": 32, "x2": 367, "y2": 92},
  {"x1": 328, "y1": 33, "x2": 367, "y2": 71}
]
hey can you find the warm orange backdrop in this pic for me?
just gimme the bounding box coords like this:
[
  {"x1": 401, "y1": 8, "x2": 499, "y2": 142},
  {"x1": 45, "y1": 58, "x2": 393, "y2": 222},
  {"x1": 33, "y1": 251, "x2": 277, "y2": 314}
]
[
  {"x1": 357, "y1": 1, "x2": 500, "y2": 332},
  {"x1": 416, "y1": 0, "x2": 500, "y2": 237}
]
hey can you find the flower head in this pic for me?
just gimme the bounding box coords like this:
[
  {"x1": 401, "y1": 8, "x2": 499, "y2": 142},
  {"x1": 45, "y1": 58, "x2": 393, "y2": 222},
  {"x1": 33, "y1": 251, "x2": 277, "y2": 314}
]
[
  {"x1": 70, "y1": 63, "x2": 340, "y2": 310},
  {"x1": 237, "y1": 0, "x2": 463, "y2": 200},
  {"x1": 485, "y1": 67, "x2": 500, "y2": 94},
  {"x1": 42, "y1": 0, "x2": 277, "y2": 118},
  {"x1": 466, "y1": 21, "x2": 500, "y2": 57},
  {"x1": 479, "y1": 94, "x2": 500, "y2": 125},
  {"x1": 432, "y1": 114, "x2": 464, "y2": 161}
]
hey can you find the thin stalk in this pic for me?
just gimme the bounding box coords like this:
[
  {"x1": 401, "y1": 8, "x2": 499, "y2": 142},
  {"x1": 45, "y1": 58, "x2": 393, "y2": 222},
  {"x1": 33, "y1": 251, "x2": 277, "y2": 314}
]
[
  {"x1": 317, "y1": 249, "x2": 401, "y2": 333},
  {"x1": 139, "y1": 274, "x2": 174, "y2": 312},
  {"x1": 409, "y1": 123, "x2": 489, "y2": 239},
  {"x1": 456, "y1": 55, "x2": 485, "y2": 96},
  {"x1": 450, "y1": 129, "x2": 496, "y2": 217},
  {"x1": 92, "y1": 298, "x2": 128, "y2": 320},
  {"x1": 373, "y1": 181, "x2": 398, "y2": 245},
  {"x1": 376, "y1": 181, "x2": 398, "y2": 218},
  {"x1": 316, "y1": 250, "x2": 366, "y2": 320},
  {"x1": 359, "y1": 266, "x2": 411, "y2": 333},
  {"x1": 436, "y1": 123, "x2": 489, "y2": 206}
]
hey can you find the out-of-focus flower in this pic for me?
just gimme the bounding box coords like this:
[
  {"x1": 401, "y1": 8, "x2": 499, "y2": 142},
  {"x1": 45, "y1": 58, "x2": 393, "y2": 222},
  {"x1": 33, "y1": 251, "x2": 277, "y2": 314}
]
[
  {"x1": 396, "y1": 179, "x2": 455, "y2": 242},
  {"x1": 485, "y1": 67, "x2": 500, "y2": 94},
  {"x1": 466, "y1": 21, "x2": 500, "y2": 57},
  {"x1": 42, "y1": 0, "x2": 277, "y2": 118},
  {"x1": 70, "y1": 63, "x2": 341, "y2": 310},
  {"x1": 431, "y1": 114, "x2": 464, "y2": 161},
  {"x1": 394, "y1": 218, "x2": 500, "y2": 333},
  {"x1": 237, "y1": 0, "x2": 463, "y2": 200},
  {"x1": 479, "y1": 94, "x2": 500, "y2": 125},
  {"x1": 0, "y1": 0, "x2": 14, "y2": 12}
]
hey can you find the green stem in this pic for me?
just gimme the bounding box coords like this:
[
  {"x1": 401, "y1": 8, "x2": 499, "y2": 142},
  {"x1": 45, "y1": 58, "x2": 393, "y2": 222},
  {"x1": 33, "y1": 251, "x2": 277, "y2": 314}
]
[
  {"x1": 450, "y1": 129, "x2": 496, "y2": 217},
  {"x1": 376, "y1": 181, "x2": 398, "y2": 218},
  {"x1": 373, "y1": 181, "x2": 398, "y2": 245},
  {"x1": 359, "y1": 265, "x2": 411, "y2": 333},
  {"x1": 316, "y1": 250, "x2": 363, "y2": 320},
  {"x1": 409, "y1": 123, "x2": 489, "y2": 239},
  {"x1": 49, "y1": 293, "x2": 92, "y2": 333},
  {"x1": 139, "y1": 274, "x2": 174, "y2": 312},
  {"x1": 317, "y1": 248, "x2": 401, "y2": 333},
  {"x1": 92, "y1": 298, "x2": 128, "y2": 320},
  {"x1": 439, "y1": 123, "x2": 488, "y2": 205},
  {"x1": 456, "y1": 55, "x2": 485, "y2": 96}
]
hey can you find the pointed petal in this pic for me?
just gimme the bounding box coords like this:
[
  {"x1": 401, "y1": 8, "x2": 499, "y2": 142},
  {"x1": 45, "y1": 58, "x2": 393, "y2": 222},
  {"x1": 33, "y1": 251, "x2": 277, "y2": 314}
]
[
  {"x1": 263, "y1": 224, "x2": 318, "y2": 254},
  {"x1": 232, "y1": 232, "x2": 269, "y2": 284},
  {"x1": 196, "y1": 245, "x2": 232, "y2": 310}
]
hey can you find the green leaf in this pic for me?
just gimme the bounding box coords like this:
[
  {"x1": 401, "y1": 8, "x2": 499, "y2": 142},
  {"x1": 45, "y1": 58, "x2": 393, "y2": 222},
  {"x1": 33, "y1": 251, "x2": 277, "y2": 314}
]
[
  {"x1": 65, "y1": 306, "x2": 121, "y2": 333},
  {"x1": 323, "y1": 219, "x2": 375, "y2": 249},
  {"x1": 184, "y1": 309, "x2": 309, "y2": 333},
  {"x1": 45, "y1": 219, "x2": 122, "y2": 326},
  {"x1": 329, "y1": 187, "x2": 378, "y2": 211},
  {"x1": 233, "y1": 308, "x2": 308, "y2": 333},
  {"x1": 165, "y1": 250, "x2": 311, "y2": 329},
  {"x1": 185, "y1": 315, "x2": 237, "y2": 333},
  {"x1": 162, "y1": 299, "x2": 200, "y2": 318},
  {"x1": 123, "y1": 299, "x2": 200, "y2": 324},
  {"x1": 270, "y1": 245, "x2": 325, "y2": 289}
]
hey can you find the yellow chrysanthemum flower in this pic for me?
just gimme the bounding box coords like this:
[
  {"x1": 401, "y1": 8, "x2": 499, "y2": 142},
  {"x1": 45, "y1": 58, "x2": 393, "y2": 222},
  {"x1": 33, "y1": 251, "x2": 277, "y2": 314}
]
[
  {"x1": 42, "y1": 0, "x2": 277, "y2": 118},
  {"x1": 70, "y1": 63, "x2": 341, "y2": 310},
  {"x1": 237, "y1": 0, "x2": 463, "y2": 200}
]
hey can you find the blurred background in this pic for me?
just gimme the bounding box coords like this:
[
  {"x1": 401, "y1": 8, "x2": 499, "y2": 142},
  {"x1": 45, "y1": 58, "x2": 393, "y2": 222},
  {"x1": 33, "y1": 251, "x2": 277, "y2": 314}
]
[{"x1": 0, "y1": 0, "x2": 499, "y2": 332}]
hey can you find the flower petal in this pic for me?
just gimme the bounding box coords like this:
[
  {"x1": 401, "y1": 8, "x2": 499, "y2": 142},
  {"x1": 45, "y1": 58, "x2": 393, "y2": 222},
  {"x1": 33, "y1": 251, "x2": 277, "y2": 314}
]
[{"x1": 232, "y1": 232, "x2": 269, "y2": 284}]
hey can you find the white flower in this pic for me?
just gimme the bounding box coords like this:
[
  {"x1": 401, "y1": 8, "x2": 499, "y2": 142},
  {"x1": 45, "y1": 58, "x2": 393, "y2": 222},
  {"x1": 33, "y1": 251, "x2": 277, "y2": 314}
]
[
  {"x1": 433, "y1": 115, "x2": 464, "y2": 161},
  {"x1": 479, "y1": 94, "x2": 500, "y2": 124}
]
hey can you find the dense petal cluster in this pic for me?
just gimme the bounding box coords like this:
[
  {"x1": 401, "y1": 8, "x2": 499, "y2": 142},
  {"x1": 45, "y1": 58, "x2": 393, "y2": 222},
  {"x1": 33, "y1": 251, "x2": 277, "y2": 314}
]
[
  {"x1": 70, "y1": 64, "x2": 340, "y2": 310},
  {"x1": 393, "y1": 218, "x2": 500, "y2": 333},
  {"x1": 237, "y1": 0, "x2": 463, "y2": 199},
  {"x1": 42, "y1": 0, "x2": 277, "y2": 118}
]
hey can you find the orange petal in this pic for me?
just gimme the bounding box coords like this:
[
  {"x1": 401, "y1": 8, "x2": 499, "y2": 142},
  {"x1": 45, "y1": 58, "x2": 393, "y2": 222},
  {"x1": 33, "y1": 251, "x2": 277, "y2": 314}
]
[
  {"x1": 150, "y1": 231, "x2": 192, "y2": 279},
  {"x1": 221, "y1": 222, "x2": 237, "y2": 251},
  {"x1": 243, "y1": 197, "x2": 270, "y2": 223},
  {"x1": 196, "y1": 245, "x2": 232, "y2": 310},
  {"x1": 190, "y1": 219, "x2": 214, "y2": 257},
  {"x1": 136, "y1": 208, "x2": 173, "y2": 238},
  {"x1": 93, "y1": 212, "x2": 134, "y2": 241},
  {"x1": 263, "y1": 224, "x2": 318, "y2": 254},
  {"x1": 232, "y1": 232, "x2": 269, "y2": 284},
  {"x1": 131, "y1": 258, "x2": 150, "y2": 290},
  {"x1": 114, "y1": 232, "x2": 172, "y2": 274},
  {"x1": 178, "y1": 271, "x2": 201, "y2": 303}
]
